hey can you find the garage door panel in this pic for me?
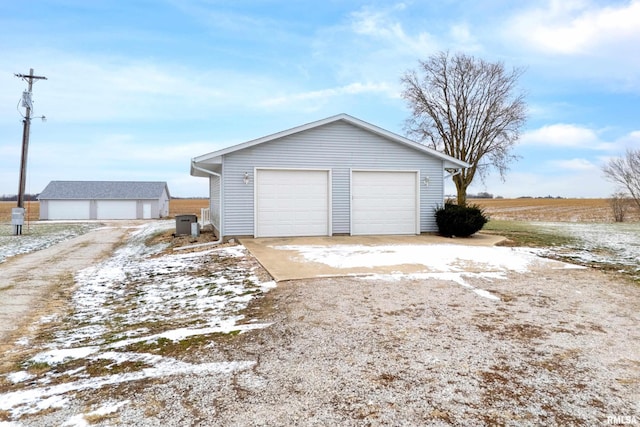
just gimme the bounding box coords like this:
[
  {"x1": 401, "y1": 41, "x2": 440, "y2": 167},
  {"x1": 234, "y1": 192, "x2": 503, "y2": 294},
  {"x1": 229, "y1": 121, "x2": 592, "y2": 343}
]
[
  {"x1": 256, "y1": 170, "x2": 330, "y2": 237},
  {"x1": 49, "y1": 201, "x2": 91, "y2": 220},
  {"x1": 352, "y1": 171, "x2": 418, "y2": 235},
  {"x1": 97, "y1": 200, "x2": 137, "y2": 219}
]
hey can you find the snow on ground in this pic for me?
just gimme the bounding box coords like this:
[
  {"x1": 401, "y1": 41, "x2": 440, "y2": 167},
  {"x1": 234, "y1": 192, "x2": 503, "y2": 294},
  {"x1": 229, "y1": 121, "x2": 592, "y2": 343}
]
[
  {"x1": 0, "y1": 223, "x2": 97, "y2": 264},
  {"x1": 274, "y1": 243, "x2": 584, "y2": 300},
  {"x1": 0, "y1": 221, "x2": 275, "y2": 422},
  {"x1": 534, "y1": 222, "x2": 640, "y2": 278},
  {"x1": 276, "y1": 243, "x2": 557, "y2": 272},
  {"x1": 1, "y1": 219, "x2": 637, "y2": 423},
  {"x1": 60, "y1": 400, "x2": 129, "y2": 427}
]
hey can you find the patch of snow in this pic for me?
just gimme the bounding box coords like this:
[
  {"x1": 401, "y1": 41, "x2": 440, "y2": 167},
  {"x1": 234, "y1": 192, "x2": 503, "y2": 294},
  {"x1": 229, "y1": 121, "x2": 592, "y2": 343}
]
[
  {"x1": 535, "y1": 222, "x2": 640, "y2": 277},
  {"x1": 14, "y1": 337, "x2": 30, "y2": 346},
  {"x1": 32, "y1": 346, "x2": 100, "y2": 365},
  {"x1": 473, "y1": 289, "x2": 500, "y2": 301},
  {"x1": 274, "y1": 244, "x2": 560, "y2": 273},
  {"x1": 38, "y1": 314, "x2": 60, "y2": 324},
  {"x1": 0, "y1": 223, "x2": 97, "y2": 263},
  {"x1": 362, "y1": 271, "x2": 504, "y2": 301},
  {"x1": 61, "y1": 400, "x2": 130, "y2": 427},
  {"x1": 60, "y1": 242, "x2": 274, "y2": 348},
  {"x1": 104, "y1": 321, "x2": 273, "y2": 351},
  {"x1": 6, "y1": 371, "x2": 34, "y2": 384},
  {"x1": 0, "y1": 358, "x2": 255, "y2": 419},
  {"x1": 213, "y1": 245, "x2": 248, "y2": 258},
  {"x1": 273, "y1": 243, "x2": 585, "y2": 301}
]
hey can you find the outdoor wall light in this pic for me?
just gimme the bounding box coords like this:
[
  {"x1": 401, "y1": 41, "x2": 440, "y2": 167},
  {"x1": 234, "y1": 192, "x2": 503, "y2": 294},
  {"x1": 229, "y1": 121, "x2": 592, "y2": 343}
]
[
  {"x1": 243, "y1": 172, "x2": 250, "y2": 185},
  {"x1": 423, "y1": 176, "x2": 430, "y2": 186}
]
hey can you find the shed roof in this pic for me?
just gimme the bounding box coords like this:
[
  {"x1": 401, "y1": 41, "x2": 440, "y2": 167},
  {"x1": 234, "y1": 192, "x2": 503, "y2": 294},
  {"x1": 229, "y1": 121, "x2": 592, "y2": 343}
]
[
  {"x1": 38, "y1": 181, "x2": 170, "y2": 200},
  {"x1": 191, "y1": 113, "x2": 470, "y2": 176}
]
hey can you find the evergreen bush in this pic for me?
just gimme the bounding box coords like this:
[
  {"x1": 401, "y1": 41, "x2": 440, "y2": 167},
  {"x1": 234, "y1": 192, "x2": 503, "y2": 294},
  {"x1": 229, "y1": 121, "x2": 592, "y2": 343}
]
[{"x1": 435, "y1": 202, "x2": 488, "y2": 237}]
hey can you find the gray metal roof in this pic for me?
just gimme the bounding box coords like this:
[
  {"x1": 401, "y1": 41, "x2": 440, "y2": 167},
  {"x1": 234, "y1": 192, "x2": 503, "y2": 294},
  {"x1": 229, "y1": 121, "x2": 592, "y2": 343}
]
[{"x1": 38, "y1": 181, "x2": 170, "y2": 200}]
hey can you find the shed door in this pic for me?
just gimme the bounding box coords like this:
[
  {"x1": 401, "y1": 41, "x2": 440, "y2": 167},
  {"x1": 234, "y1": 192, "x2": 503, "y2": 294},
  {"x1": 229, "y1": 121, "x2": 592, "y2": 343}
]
[
  {"x1": 96, "y1": 200, "x2": 137, "y2": 219},
  {"x1": 255, "y1": 169, "x2": 330, "y2": 237},
  {"x1": 48, "y1": 200, "x2": 91, "y2": 220},
  {"x1": 143, "y1": 203, "x2": 152, "y2": 219},
  {"x1": 352, "y1": 171, "x2": 419, "y2": 235}
]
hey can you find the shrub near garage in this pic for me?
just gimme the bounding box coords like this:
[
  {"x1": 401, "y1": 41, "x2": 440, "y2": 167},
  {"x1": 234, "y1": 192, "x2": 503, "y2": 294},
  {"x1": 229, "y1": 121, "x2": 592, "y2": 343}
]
[{"x1": 435, "y1": 202, "x2": 488, "y2": 237}]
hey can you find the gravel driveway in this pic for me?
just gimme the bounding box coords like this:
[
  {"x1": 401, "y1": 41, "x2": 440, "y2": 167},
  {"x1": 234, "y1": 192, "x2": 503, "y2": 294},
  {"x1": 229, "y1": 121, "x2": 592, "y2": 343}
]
[
  {"x1": 112, "y1": 265, "x2": 639, "y2": 426},
  {"x1": 2, "y1": 235, "x2": 638, "y2": 426}
]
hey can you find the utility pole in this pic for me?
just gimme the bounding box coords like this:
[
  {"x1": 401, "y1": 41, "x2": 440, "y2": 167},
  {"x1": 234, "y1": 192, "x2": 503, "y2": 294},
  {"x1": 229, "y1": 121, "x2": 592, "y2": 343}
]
[{"x1": 14, "y1": 68, "x2": 47, "y2": 235}]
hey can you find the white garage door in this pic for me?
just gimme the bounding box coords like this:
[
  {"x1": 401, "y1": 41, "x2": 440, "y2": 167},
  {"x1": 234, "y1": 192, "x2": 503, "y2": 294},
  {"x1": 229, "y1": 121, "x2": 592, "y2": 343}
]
[
  {"x1": 48, "y1": 200, "x2": 91, "y2": 220},
  {"x1": 255, "y1": 169, "x2": 330, "y2": 237},
  {"x1": 96, "y1": 200, "x2": 137, "y2": 219},
  {"x1": 352, "y1": 171, "x2": 418, "y2": 235}
]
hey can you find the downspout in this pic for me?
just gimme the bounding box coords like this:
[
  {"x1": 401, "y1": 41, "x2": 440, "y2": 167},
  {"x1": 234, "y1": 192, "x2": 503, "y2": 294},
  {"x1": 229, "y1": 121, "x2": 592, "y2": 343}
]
[
  {"x1": 444, "y1": 168, "x2": 464, "y2": 179},
  {"x1": 190, "y1": 162, "x2": 223, "y2": 246}
]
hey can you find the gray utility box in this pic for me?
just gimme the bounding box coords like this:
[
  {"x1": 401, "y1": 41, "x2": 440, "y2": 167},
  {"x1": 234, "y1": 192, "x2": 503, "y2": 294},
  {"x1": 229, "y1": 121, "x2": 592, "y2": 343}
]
[
  {"x1": 175, "y1": 214, "x2": 197, "y2": 236},
  {"x1": 11, "y1": 208, "x2": 25, "y2": 226},
  {"x1": 191, "y1": 222, "x2": 200, "y2": 237}
]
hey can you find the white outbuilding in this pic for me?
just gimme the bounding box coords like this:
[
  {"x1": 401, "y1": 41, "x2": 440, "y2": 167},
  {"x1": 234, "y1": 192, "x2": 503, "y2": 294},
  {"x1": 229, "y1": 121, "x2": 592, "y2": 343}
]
[
  {"x1": 38, "y1": 181, "x2": 170, "y2": 220},
  {"x1": 191, "y1": 114, "x2": 469, "y2": 240}
]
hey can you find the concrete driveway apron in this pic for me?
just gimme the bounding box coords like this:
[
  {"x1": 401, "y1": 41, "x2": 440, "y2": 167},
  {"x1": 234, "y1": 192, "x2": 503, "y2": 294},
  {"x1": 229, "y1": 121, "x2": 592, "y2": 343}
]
[{"x1": 240, "y1": 233, "x2": 505, "y2": 282}]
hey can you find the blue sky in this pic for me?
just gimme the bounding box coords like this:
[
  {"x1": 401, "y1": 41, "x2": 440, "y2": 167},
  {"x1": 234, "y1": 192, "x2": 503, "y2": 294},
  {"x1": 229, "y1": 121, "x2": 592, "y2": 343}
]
[{"x1": 1, "y1": 0, "x2": 639, "y2": 198}]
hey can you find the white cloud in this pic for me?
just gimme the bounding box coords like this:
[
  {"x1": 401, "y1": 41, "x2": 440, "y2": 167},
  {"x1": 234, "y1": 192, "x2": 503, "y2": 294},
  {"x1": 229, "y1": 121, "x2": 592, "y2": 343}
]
[
  {"x1": 500, "y1": 1, "x2": 640, "y2": 91},
  {"x1": 350, "y1": 5, "x2": 437, "y2": 56},
  {"x1": 548, "y1": 158, "x2": 598, "y2": 170},
  {"x1": 520, "y1": 124, "x2": 640, "y2": 152},
  {"x1": 0, "y1": 50, "x2": 287, "y2": 124},
  {"x1": 449, "y1": 23, "x2": 482, "y2": 52},
  {"x1": 260, "y1": 82, "x2": 394, "y2": 110},
  {"x1": 521, "y1": 123, "x2": 600, "y2": 147},
  {"x1": 615, "y1": 130, "x2": 640, "y2": 148},
  {"x1": 508, "y1": 0, "x2": 640, "y2": 55},
  {"x1": 310, "y1": 4, "x2": 440, "y2": 86}
]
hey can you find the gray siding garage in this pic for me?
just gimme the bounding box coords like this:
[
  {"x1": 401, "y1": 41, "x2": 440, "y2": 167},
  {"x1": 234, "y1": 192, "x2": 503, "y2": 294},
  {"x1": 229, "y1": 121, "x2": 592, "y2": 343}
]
[
  {"x1": 191, "y1": 114, "x2": 469, "y2": 240},
  {"x1": 38, "y1": 181, "x2": 170, "y2": 220}
]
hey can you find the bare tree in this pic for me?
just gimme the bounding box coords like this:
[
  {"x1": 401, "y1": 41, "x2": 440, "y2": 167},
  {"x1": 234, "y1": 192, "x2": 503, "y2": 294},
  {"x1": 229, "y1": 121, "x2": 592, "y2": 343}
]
[
  {"x1": 602, "y1": 148, "x2": 640, "y2": 211},
  {"x1": 609, "y1": 191, "x2": 631, "y2": 222},
  {"x1": 401, "y1": 51, "x2": 527, "y2": 206}
]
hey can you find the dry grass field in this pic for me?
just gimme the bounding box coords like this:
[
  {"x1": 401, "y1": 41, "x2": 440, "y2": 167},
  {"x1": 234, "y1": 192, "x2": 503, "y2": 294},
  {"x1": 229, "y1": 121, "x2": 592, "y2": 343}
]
[
  {"x1": 471, "y1": 197, "x2": 640, "y2": 223},
  {"x1": 168, "y1": 198, "x2": 209, "y2": 217},
  {"x1": 0, "y1": 199, "x2": 210, "y2": 223},
  {"x1": 1, "y1": 198, "x2": 637, "y2": 224},
  {"x1": 0, "y1": 201, "x2": 39, "y2": 223}
]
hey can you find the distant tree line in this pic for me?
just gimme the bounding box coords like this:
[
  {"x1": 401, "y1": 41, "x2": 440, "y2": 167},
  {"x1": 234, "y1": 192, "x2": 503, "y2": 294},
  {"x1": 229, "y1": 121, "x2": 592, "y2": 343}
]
[
  {"x1": 517, "y1": 195, "x2": 565, "y2": 199},
  {"x1": 0, "y1": 194, "x2": 39, "y2": 202},
  {"x1": 449, "y1": 192, "x2": 498, "y2": 199},
  {"x1": 469, "y1": 192, "x2": 495, "y2": 199},
  {"x1": 461, "y1": 193, "x2": 567, "y2": 199}
]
